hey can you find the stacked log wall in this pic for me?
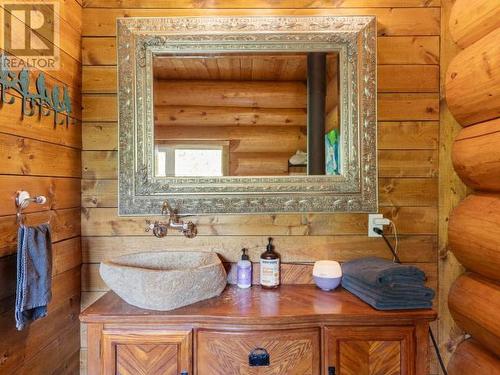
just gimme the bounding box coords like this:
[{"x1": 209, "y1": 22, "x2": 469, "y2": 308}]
[{"x1": 445, "y1": 0, "x2": 500, "y2": 372}]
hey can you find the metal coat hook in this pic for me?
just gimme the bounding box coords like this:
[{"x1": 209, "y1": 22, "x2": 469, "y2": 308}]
[{"x1": 0, "y1": 54, "x2": 75, "y2": 127}]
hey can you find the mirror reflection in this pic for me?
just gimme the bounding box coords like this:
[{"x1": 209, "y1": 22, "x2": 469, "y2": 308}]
[{"x1": 153, "y1": 52, "x2": 340, "y2": 177}]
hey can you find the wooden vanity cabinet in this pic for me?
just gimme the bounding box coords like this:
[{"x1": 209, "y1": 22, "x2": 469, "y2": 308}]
[
  {"x1": 100, "y1": 328, "x2": 191, "y2": 375},
  {"x1": 81, "y1": 286, "x2": 436, "y2": 375},
  {"x1": 325, "y1": 326, "x2": 417, "y2": 375}
]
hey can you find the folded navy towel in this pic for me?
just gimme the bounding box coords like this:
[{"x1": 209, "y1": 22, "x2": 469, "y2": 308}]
[
  {"x1": 342, "y1": 277, "x2": 433, "y2": 310},
  {"x1": 342, "y1": 274, "x2": 435, "y2": 301},
  {"x1": 342, "y1": 257, "x2": 426, "y2": 287},
  {"x1": 15, "y1": 224, "x2": 53, "y2": 331}
]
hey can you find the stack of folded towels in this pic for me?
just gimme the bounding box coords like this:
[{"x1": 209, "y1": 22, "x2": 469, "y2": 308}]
[{"x1": 341, "y1": 257, "x2": 435, "y2": 310}]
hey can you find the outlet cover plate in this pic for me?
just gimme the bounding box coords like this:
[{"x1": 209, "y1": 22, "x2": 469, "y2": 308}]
[{"x1": 368, "y1": 214, "x2": 383, "y2": 237}]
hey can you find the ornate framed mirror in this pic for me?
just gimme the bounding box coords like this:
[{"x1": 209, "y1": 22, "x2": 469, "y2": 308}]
[{"x1": 117, "y1": 16, "x2": 377, "y2": 215}]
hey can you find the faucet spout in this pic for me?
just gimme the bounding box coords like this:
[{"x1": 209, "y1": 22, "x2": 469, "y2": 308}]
[
  {"x1": 146, "y1": 200, "x2": 197, "y2": 238},
  {"x1": 161, "y1": 200, "x2": 176, "y2": 219}
]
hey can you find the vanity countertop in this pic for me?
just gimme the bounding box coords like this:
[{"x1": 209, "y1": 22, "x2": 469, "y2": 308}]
[{"x1": 80, "y1": 285, "x2": 436, "y2": 325}]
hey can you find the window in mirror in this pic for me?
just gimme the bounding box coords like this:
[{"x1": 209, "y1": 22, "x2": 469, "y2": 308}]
[
  {"x1": 155, "y1": 142, "x2": 229, "y2": 177},
  {"x1": 152, "y1": 52, "x2": 340, "y2": 178}
]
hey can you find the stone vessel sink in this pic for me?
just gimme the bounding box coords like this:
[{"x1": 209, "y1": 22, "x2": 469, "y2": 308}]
[{"x1": 99, "y1": 251, "x2": 227, "y2": 311}]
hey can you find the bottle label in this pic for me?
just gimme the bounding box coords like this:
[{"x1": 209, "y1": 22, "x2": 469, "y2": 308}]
[
  {"x1": 237, "y1": 265, "x2": 252, "y2": 288},
  {"x1": 260, "y1": 258, "x2": 280, "y2": 286}
]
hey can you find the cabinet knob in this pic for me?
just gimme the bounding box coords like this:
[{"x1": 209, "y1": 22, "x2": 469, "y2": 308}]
[
  {"x1": 328, "y1": 366, "x2": 336, "y2": 375},
  {"x1": 249, "y1": 348, "x2": 270, "y2": 367}
]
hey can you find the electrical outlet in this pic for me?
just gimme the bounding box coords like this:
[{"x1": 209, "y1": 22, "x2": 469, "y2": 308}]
[{"x1": 368, "y1": 214, "x2": 384, "y2": 237}]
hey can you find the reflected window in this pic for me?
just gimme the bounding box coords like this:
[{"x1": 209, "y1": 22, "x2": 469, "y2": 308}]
[{"x1": 156, "y1": 142, "x2": 228, "y2": 177}]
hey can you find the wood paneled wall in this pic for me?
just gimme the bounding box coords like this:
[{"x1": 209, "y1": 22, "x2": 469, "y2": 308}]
[
  {"x1": 444, "y1": 0, "x2": 500, "y2": 373},
  {"x1": 0, "y1": 0, "x2": 82, "y2": 374},
  {"x1": 80, "y1": 1, "x2": 440, "y2": 373},
  {"x1": 153, "y1": 76, "x2": 308, "y2": 176}
]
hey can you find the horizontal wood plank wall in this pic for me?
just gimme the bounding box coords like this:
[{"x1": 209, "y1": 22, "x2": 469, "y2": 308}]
[
  {"x1": 0, "y1": 0, "x2": 82, "y2": 374},
  {"x1": 80, "y1": 1, "x2": 440, "y2": 374},
  {"x1": 153, "y1": 76, "x2": 309, "y2": 176}
]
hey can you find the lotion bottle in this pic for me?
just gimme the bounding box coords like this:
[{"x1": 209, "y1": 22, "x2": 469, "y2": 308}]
[
  {"x1": 237, "y1": 248, "x2": 252, "y2": 288},
  {"x1": 260, "y1": 237, "x2": 280, "y2": 289}
]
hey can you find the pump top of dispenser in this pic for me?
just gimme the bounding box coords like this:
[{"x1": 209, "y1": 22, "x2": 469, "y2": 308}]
[
  {"x1": 241, "y1": 248, "x2": 250, "y2": 261},
  {"x1": 261, "y1": 237, "x2": 279, "y2": 260},
  {"x1": 266, "y1": 237, "x2": 274, "y2": 251}
]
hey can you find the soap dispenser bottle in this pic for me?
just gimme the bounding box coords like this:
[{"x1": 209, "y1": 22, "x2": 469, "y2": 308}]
[
  {"x1": 260, "y1": 237, "x2": 280, "y2": 289},
  {"x1": 237, "y1": 248, "x2": 252, "y2": 288}
]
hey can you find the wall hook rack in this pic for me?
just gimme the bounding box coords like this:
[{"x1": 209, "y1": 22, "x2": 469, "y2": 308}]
[{"x1": 0, "y1": 54, "x2": 75, "y2": 127}]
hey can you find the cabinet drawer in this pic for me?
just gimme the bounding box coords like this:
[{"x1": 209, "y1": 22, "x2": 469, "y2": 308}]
[{"x1": 196, "y1": 328, "x2": 320, "y2": 375}]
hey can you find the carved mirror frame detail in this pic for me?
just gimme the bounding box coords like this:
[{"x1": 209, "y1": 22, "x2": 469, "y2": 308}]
[{"x1": 118, "y1": 16, "x2": 377, "y2": 215}]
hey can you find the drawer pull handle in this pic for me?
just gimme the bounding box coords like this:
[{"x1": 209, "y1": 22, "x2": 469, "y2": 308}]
[{"x1": 249, "y1": 348, "x2": 270, "y2": 367}]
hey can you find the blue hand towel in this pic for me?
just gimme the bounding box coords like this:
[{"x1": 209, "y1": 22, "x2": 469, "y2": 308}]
[
  {"x1": 342, "y1": 274, "x2": 435, "y2": 300},
  {"x1": 341, "y1": 257, "x2": 434, "y2": 310},
  {"x1": 342, "y1": 256, "x2": 426, "y2": 287},
  {"x1": 342, "y1": 276, "x2": 433, "y2": 310},
  {"x1": 15, "y1": 224, "x2": 53, "y2": 331}
]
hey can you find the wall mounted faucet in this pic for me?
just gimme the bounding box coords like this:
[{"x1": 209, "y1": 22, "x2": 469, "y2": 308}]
[{"x1": 145, "y1": 200, "x2": 197, "y2": 238}]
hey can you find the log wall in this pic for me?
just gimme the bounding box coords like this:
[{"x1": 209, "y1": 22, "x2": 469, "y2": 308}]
[
  {"x1": 445, "y1": 0, "x2": 500, "y2": 372},
  {"x1": 447, "y1": 339, "x2": 500, "y2": 375},
  {"x1": 438, "y1": 0, "x2": 469, "y2": 367},
  {"x1": 448, "y1": 273, "x2": 500, "y2": 356},
  {"x1": 0, "y1": 0, "x2": 82, "y2": 373},
  {"x1": 80, "y1": 1, "x2": 441, "y2": 373},
  {"x1": 445, "y1": 28, "x2": 500, "y2": 127}
]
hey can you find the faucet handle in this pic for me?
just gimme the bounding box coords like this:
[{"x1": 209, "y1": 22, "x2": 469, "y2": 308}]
[
  {"x1": 145, "y1": 220, "x2": 168, "y2": 238},
  {"x1": 145, "y1": 220, "x2": 154, "y2": 232},
  {"x1": 183, "y1": 221, "x2": 197, "y2": 238}
]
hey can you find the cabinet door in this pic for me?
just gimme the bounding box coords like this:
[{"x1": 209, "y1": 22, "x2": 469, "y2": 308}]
[
  {"x1": 325, "y1": 326, "x2": 414, "y2": 375},
  {"x1": 101, "y1": 328, "x2": 192, "y2": 375},
  {"x1": 197, "y1": 328, "x2": 321, "y2": 375}
]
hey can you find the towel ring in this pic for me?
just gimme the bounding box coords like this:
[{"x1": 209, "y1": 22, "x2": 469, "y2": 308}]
[{"x1": 16, "y1": 191, "x2": 48, "y2": 225}]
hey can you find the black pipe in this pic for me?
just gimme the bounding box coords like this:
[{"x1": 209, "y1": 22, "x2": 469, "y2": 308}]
[
  {"x1": 373, "y1": 227, "x2": 402, "y2": 263},
  {"x1": 307, "y1": 52, "x2": 326, "y2": 175}
]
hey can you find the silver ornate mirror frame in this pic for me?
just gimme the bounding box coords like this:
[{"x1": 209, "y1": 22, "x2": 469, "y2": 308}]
[{"x1": 117, "y1": 16, "x2": 377, "y2": 215}]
